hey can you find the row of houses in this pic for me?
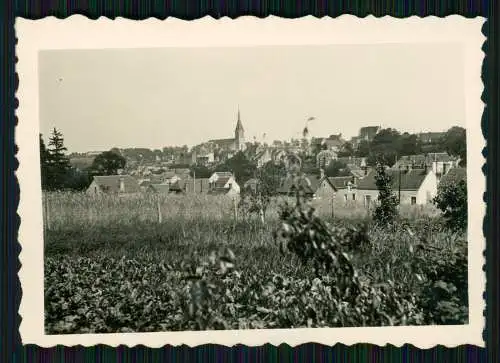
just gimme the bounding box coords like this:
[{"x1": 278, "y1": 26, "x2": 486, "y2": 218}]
[
  {"x1": 86, "y1": 171, "x2": 241, "y2": 197},
  {"x1": 86, "y1": 151, "x2": 465, "y2": 206},
  {"x1": 275, "y1": 165, "x2": 466, "y2": 206}
]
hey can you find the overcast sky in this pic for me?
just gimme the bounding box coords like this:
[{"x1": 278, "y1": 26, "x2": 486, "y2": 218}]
[{"x1": 39, "y1": 43, "x2": 465, "y2": 153}]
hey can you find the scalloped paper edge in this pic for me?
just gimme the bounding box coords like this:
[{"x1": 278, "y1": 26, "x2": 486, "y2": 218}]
[{"x1": 15, "y1": 14, "x2": 486, "y2": 348}]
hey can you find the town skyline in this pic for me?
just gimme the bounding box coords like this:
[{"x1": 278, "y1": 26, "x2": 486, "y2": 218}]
[{"x1": 39, "y1": 43, "x2": 466, "y2": 153}]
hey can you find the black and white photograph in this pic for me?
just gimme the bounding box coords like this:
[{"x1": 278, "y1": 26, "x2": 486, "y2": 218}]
[{"x1": 16, "y1": 16, "x2": 485, "y2": 347}]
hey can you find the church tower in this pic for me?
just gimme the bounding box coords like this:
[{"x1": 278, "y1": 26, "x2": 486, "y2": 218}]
[{"x1": 234, "y1": 107, "x2": 245, "y2": 151}]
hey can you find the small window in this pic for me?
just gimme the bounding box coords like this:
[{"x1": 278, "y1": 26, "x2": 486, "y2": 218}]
[
  {"x1": 344, "y1": 194, "x2": 348, "y2": 201},
  {"x1": 411, "y1": 196, "x2": 417, "y2": 205},
  {"x1": 365, "y1": 195, "x2": 371, "y2": 206},
  {"x1": 352, "y1": 194, "x2": 356, "y2": 201}
]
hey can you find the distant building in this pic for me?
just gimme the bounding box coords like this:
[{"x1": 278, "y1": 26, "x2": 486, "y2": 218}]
[
  {"x1": 356, "y1": 168, "x2": 438, "y2": 206},
  {"x1": 208, "y1": 176, "x2": 240, "y2": 196},
  {"x1": 316, "y1": 150, "x2": 338, "y2": 169},
  {"x1": 328, "y1": 176, "x2": 357, "y2": 203},
  {"x1": 359, "y1": 126, "x2": 381, "y2": 142},
  {"x1": 86, "y1": 175, "x2": 140, "y2": 195},
  {"x1": 252, "y1": 148, "x2": 272, "y2": 168},
  {"x1": 394, "y1": 152, "x2": 459, "y2": 181},
  {"x1": 209, "y1": 108, "x2": 246, "y2": 152}
]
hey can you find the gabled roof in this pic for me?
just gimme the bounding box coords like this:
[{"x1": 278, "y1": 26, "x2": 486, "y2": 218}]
[
  {"x1": 439, "y1": 167, "x2": 467, "y2": 188},
  {"x1": 357, "y1": 168, "x2": 431, "y2": 191},
  {"x1": 91, "y1": 175, "x2": 140, "y2": 193}
]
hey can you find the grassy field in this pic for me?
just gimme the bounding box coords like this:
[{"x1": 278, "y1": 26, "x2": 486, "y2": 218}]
[{"x1": 43, "y1": 192, "x2": 468, "y2": 334}]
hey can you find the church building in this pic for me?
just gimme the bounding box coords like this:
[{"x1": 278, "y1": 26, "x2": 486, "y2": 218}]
[{"x1": 209, "y1": 108, "x2": 246, "y2": 152}]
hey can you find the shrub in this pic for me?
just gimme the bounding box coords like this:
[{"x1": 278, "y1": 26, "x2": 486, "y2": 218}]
[
  {"x1": 372, "y1": 163, "x2": 399, "y2": 226},
  {"x1": 433, "y1": 180, "x2": 467, "y2": 231}
]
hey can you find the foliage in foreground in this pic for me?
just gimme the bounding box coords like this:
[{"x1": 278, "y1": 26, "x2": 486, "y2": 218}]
[{"x1": 44, "y1": 191, "x2": 468, "y2": 334}]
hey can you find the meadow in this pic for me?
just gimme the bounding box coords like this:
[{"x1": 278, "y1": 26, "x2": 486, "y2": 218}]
[{"x1": 43, "y1": 192, "x2": 468, "y2": 334}]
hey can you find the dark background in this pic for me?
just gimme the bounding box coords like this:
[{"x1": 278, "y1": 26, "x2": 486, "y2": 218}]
[{"x1": 2, "y1": 1, "x2": 498, "y2": 362}]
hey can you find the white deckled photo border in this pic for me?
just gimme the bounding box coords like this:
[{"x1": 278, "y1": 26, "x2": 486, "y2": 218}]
[{"x1": 15, "y1": 15, "x2": 486, "y2": 348}]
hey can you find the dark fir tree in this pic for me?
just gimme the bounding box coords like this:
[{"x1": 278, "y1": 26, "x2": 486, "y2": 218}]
[{"x1": 47, "y1": 128, "x2": 71, "y2": 190}]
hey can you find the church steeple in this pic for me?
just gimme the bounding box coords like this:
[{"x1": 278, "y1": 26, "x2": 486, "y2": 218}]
[{"x1": 234, "y1": 106, "x2": 245, "y2": 151}]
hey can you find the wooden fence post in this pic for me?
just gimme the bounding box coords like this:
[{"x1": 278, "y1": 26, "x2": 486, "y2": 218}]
[{"x1": 233, "y1": 197, "x2": 238, "y2": 221}]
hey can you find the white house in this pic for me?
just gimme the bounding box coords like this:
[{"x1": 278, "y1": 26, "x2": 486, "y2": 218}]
[{"x1": 356, "y1": 168, "x2": 438, "y2": 206}]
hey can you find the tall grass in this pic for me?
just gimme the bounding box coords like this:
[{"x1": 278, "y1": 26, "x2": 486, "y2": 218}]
[{"x1": 43, "y1": 192, "x2": 440, "y2": 232}]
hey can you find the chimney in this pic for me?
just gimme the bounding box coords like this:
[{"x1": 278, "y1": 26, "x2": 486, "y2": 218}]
[{"x1": 119, "y1": 177, "x2": 125, "y2": 192}]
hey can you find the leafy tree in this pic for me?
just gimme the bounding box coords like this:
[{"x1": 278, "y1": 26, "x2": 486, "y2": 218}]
[
  {"x1": 372, "y1": 163, "x2": 399, "y2": 226},
  {"x1": 369, "y1": 128, "x2": 401, "y2": 167},
  {"x1": 325, "y1": 160, "x2": 351, "y2": 177},
  {"x1": 64, "y1": 168, "x2": 92, "y2": 191},
  {"x1": 433, "y1": 180, "x2": 467, "y2": 231},
  {"x1": 239, "y1": 161, "x2": 286, "y2": 223},
  {"x1": 218, "y1": 151, "x2": 256, "y2": 185},
  {"x1": 338, "y1": 142, "x2": 355, "y2": 157},
  {"x1": 46, "y1": 128, "x2": 72, "y2": 190},
  {"x1": 355, "y1": 140, "x2": 371, "y2": 157},
  {"x1": 190, "y1": 165, "x2": 213, "y2": 179},
  {"x1": 442, "y1": 126, "x2": 466, "y2": 166},
  {"x1": 399, "y1": 133, "x2": 421, "y2": 156},
  {"x1": 90, "y1": 150, "x2": 126, "y2": 176}
]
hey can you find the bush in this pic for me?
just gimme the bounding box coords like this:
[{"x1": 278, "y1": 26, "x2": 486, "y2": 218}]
[
  {"x1": 372, "y1": 163, "x2": 399, "y2": 226},
  {"x1": 433, "y1": 180, "x2": 467, "y2": 231}
]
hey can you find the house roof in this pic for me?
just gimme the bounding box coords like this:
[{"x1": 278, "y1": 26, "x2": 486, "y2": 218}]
[
  {"x1": 278, "y1": 174, "x2": 330, "y2": 195},
  {"x1": 92, "y1": 175, "x2": 140, "y2": 193},
  {"x1": 426, "y1": 152, "x2": 457, "y2": 163},
  {"x1": 395, "y1": 153, "x2": 457, "y2": 168},
  {"x1": 356, "y1": 168, "x2": 431, "y2": 191},
  {"x1": 214, "y1": 176, "x2": 232, "y2": 189},
  {"x1": 439, "y1": 167, "x2": 467, "y2": 188},
  {"x1": 350, "y1": 168, "x2": 367, "y2": 179},
  {"x1": 173, "y1": 178, "x2": 211, "y2": 193},
  {"x1": 327, "y1": 176, "x2": 355, "y2": 189},
  {"x1": 148, "y1": 184, "x2": 171, "y2": 194},
  {"x1": 213, "y1": 171, "x2": 234, "y2": 178}
]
